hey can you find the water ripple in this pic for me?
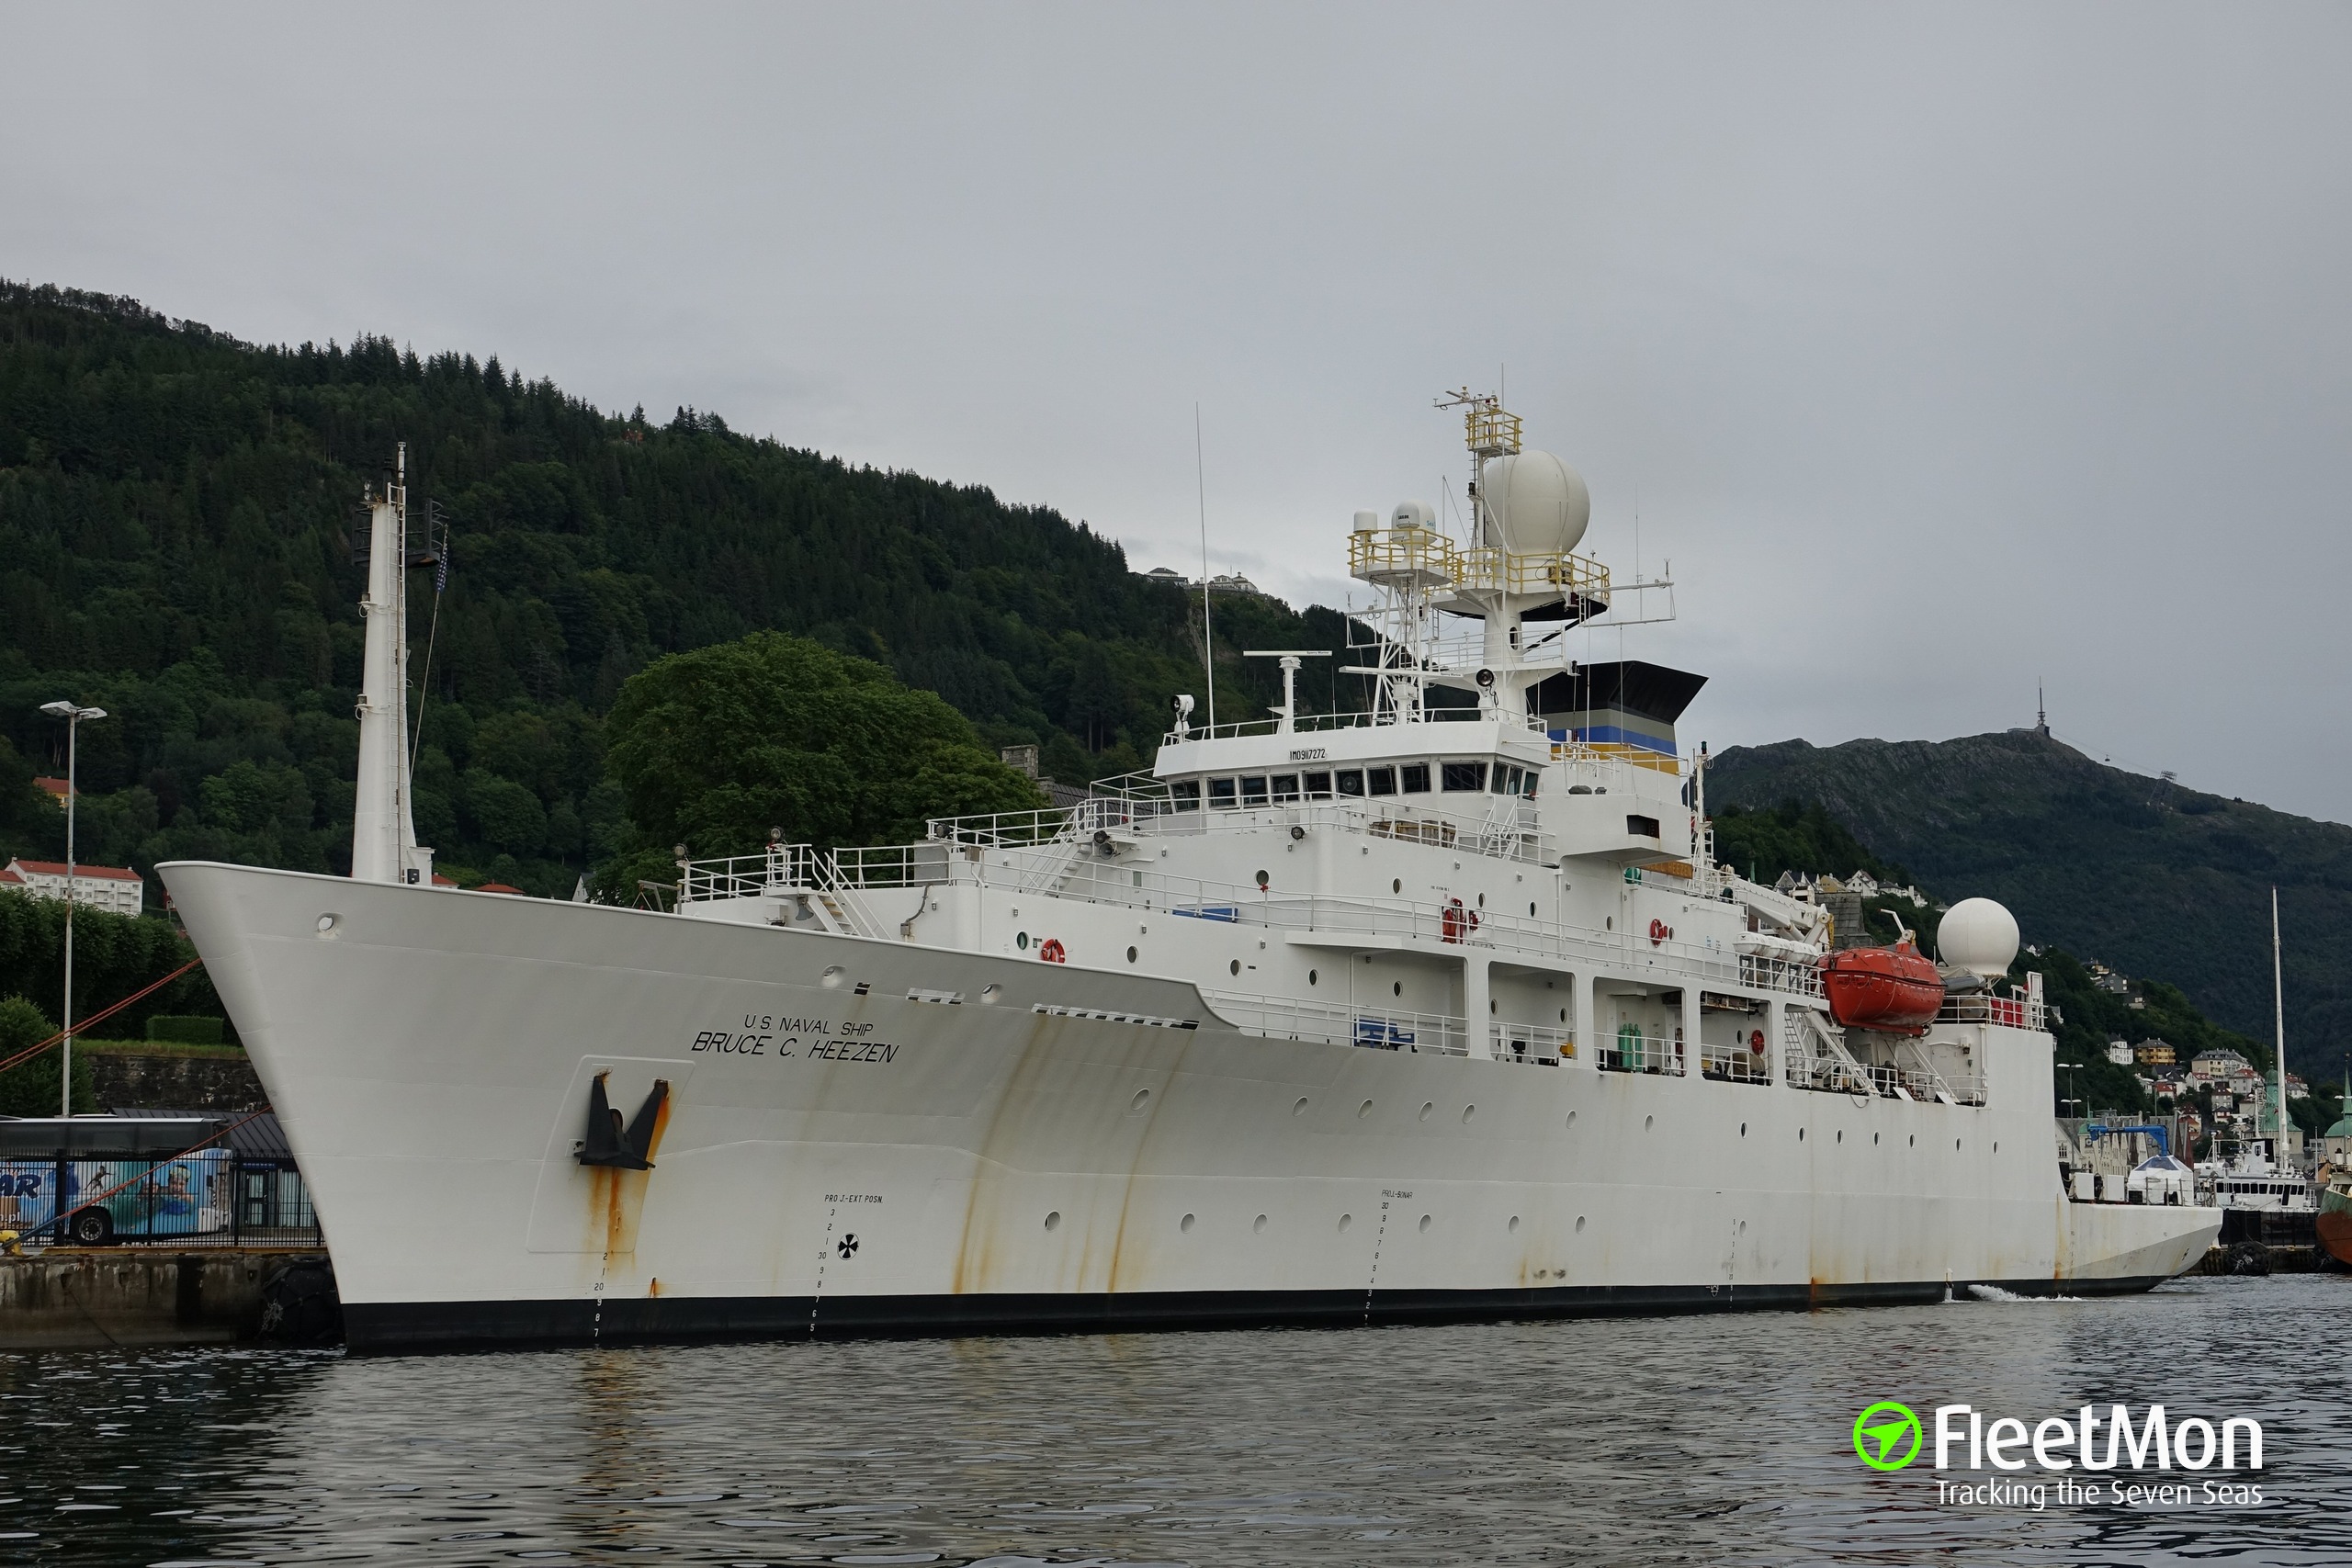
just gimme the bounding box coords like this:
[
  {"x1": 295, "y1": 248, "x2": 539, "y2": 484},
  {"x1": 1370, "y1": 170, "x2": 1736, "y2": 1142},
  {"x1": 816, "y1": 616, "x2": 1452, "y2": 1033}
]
[{"x1": 0, "y1": 1276, "x2": 2343, "y2": 1564}]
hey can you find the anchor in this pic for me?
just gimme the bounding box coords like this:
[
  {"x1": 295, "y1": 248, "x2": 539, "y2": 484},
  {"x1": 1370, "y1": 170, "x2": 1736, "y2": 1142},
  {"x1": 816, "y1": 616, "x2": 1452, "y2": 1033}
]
[{"x1": 578, "y1": 1071, "x2": 669, "y2": 1170}]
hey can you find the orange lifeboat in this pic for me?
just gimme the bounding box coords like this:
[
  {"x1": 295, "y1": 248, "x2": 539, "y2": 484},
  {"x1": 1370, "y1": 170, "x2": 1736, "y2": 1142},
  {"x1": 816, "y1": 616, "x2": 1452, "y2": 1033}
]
[{"x1": 1820, "y1": 938, "x2": 1943, "y2": 1035}]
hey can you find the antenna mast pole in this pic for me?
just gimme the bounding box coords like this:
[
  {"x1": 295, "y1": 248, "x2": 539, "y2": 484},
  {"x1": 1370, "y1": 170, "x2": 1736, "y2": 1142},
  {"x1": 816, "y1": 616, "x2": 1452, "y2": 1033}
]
[
  {"x1": 1196, "y1": 404, "x2": 1216, "y2": 729},
  {"x1": 2274, "y1": 886, "x2": 2290, "y2": 1163}
]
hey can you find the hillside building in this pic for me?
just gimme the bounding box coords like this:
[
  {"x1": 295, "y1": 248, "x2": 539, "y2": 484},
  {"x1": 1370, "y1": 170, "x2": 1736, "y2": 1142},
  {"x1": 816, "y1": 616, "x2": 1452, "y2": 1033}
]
[{"x1": 0, "y1": 858, "x2": 145, "y2": 916}]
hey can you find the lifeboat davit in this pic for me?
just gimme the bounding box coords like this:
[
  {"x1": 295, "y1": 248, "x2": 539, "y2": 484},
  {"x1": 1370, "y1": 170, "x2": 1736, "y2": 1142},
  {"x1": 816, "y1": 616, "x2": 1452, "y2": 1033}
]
[{"x1": 1821, "y1": 940, "x2": 1943, "y2": 1035}]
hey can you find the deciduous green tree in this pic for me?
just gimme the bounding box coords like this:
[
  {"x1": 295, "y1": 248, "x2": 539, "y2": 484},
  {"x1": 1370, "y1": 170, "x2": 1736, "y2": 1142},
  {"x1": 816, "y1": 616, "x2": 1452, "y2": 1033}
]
[{"x1": 598, "y1": 631, "x2": 1042, "y2": 897}]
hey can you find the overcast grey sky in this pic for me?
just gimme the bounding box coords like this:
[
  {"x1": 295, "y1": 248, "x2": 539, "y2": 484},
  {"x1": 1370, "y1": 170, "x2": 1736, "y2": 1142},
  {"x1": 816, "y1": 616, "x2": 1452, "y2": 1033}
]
[{"x1": 6, "y1": 4, "x2": 2348, "y2": 819}]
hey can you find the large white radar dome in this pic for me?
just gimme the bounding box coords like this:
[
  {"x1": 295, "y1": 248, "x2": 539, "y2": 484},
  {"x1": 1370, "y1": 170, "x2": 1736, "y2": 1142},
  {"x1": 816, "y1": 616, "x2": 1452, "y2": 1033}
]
[
  {"x1": 1478, "y1": 450, "x2": 1590, "y2": 556},
  {"x1": 1938, "y1": 897, "x2": 2020, "y2": 979}
]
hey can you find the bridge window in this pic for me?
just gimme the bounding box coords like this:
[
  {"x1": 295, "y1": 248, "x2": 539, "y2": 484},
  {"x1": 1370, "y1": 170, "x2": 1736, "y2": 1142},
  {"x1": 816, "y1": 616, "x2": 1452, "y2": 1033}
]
[
  {"x1": 1367, "y1": 766, "x2": 1397, "y2": 796},
  {"x1": 1337, "y1": 769, "x2": 1365, "y2": 796},
  {"x1": 1627, "y1": 814, "x2": 1660, "y2": 839},
  {"x1": 1171, "y1": 780, "x2": 1202, "y2": 811},
  {"x1": 1442, "y1": 761, "x2": 1487, "y2": 792},
  {"x1": 1209, "y1": 777, "x2": 1238, "y2": 808},
  {"x1": 1493, "y1": 764, "x2": 1520, "y2": 795},
  {"x1": 1304, "y1": 771, "x2": 1331, "y2": 796},
  {"x1": 1240, "y1": 775, "x2": 1269, "y2": 806},
  {"x1": 1521, "y1": 769, "x2": 1540, "y2": 800},
  {"x1": 1272, "y1": 773, "x2": 1301, "y2": 802},
  {"x1": 1401, "y1": 762, "x2": 1430, "y2": 794}
]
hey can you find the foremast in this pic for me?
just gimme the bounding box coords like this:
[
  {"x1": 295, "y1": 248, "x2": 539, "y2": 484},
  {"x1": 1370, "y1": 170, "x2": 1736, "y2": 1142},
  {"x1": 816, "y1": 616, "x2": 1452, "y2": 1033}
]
[{"x1": 351, "y1": 444, "x2": 434, "y2": 886}]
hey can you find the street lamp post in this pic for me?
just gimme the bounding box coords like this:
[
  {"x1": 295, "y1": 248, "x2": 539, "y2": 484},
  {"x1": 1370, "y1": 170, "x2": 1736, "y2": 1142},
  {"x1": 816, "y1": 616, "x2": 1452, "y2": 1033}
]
[
  {"x1": 2056, "y1": 1060, "x2": 2083, "y2": 1122},
  {"x1": 39, "y1": 701, "x2": 107, "y2": 1118}
]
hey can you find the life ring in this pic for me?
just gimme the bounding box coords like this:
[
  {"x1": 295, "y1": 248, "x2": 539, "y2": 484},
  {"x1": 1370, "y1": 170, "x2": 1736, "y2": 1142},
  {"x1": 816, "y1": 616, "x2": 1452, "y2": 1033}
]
[
  {"x1": 1038, "y1": 938, "x2": 1067, "y2": 964},
  {"x1": 1649, "y1": 918, "x2": 1672, "y2": 946},
  {"x1": 1749, "y1": 1028, "x2": 1767, "y2": 1055}
]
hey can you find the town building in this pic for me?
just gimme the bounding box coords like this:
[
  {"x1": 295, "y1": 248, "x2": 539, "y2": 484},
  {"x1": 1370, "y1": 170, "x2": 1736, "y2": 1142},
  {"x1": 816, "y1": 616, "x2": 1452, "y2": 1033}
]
[
  {"x1": 0, "y1": 857, "x2": 145, "y2": 916},
  {"x1": 2106, "y1": 1038, "x2": 2136, "y2": 1066},
  {"x1": 2188, "y1": 1047, "x2": 2255, "y2": 1088},
  {"x1": 33, "y1": 776, "x2": 72, "y2": 811},
  {"x1": 2133, "y1": 1038, "x2": 2177, "y2": 1066}
]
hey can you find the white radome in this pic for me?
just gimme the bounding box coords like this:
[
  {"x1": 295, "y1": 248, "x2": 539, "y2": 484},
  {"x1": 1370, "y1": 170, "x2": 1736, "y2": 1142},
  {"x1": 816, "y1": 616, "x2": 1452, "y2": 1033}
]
[
  {"x1": 1478, "y1": 450, "x2": 1590, "y2": 556},
  {"x1": 1939, "y1": 897, "x2": 2020, "y2": 978}
]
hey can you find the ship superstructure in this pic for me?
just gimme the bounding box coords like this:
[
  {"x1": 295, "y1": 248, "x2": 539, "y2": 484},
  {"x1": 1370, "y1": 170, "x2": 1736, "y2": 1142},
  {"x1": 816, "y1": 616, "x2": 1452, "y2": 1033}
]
[{"x1": 161, "y1": 398, "x2": 2217, "y2": 1350}]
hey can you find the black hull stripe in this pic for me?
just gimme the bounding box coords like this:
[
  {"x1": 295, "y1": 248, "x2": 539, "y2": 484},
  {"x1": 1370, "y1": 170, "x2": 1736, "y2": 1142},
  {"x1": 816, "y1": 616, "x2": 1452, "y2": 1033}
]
[{"x1": 344, "y1": 1275, "x2": 2176, "y2": 1354}]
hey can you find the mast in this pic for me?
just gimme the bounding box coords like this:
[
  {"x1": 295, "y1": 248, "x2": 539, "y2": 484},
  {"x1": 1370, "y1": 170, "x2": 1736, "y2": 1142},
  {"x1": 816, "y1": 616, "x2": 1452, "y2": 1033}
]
[
  {"x1": 2273, "y1": 886, "x2": 2288, "y2": 1163},
  {"x1": 352, "y1": 444, "x2": 432, "y2": 886}
]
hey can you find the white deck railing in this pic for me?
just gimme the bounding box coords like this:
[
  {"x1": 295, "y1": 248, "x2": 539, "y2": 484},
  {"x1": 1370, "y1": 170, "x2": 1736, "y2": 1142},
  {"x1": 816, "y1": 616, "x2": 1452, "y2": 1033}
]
[
  {"x1": 1199, "y1": 990, "x2": 1469, "y2": 1056},
  {"x1": 1596, "y1": 1030, "x2": 1688, "y2": 1077}
]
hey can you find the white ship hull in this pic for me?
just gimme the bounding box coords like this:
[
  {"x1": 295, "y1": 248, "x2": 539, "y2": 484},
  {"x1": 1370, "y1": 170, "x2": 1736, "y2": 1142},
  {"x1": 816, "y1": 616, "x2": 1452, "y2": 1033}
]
[{"x1": 164, "y1": 861, "x2": 2217, "y2": 1352}]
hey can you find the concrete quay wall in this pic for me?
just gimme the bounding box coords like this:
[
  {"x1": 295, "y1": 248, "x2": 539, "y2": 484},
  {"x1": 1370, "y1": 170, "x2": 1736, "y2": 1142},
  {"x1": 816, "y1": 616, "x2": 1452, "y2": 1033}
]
[{"x1": 0, "y1": 1250, "x2": 333, "y2": 1348}]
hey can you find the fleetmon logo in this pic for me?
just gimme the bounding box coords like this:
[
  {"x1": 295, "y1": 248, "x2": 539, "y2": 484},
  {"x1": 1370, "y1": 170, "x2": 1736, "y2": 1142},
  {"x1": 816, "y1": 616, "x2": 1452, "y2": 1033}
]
[{"x1": 1853, "y1": 1402, "x2": 1924, "y2": 1471}]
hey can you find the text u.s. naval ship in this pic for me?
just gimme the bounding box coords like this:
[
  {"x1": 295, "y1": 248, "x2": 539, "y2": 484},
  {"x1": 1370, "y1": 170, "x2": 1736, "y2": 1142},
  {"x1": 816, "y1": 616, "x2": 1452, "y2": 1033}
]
[{"x1": 163, "y1": 400, "x2": 2217, "y2": 1350}]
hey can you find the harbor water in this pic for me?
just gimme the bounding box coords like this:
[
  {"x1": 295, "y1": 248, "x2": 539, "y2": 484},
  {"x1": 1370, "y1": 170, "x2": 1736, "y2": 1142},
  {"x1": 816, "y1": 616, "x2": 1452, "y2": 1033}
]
[{"x1": 6, "y1": 1275, "x2": 2345, "y2": 1566}]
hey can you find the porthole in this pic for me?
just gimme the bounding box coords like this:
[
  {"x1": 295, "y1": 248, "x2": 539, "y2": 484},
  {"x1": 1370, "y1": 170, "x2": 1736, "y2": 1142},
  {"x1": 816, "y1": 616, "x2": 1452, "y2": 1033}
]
[
  {"x1": 1293, "y1": 1097, "x2": 1309, "y2": 1117},
  {"x1": 1418, "y1": 1214, "x2": 1432, "y2": 1234},
  {"x1": 1130, "y1": 1089, "x2": 1152, "y2": 1112},
  {"x1": 821, "y1": 964, "x2": 846, "y2": 987},
  {"x1": 1308, "y1": 969, "x2": 1318, "y2": 986},
  {"x1": 1016, "y1": 931, "x2": 1030, "y2": 951},
  {"x1": 1419, "y1": 1101, "x2": 1434, "y2": 1122},
  {"x1": 1575, "y1": 1214, "x2": 1587, "y2": 1233},
  {"x1": 1357, "y1": 1099, "x2": 1374, "y2": 1120},
  {"x1": 1393, "y1": 878, "x2": 1402, "y2": 894},
  {"x1": 1740, "y1": 1122, "x2": 1747, "y2": 1137},
  {"x1": 1180, "y1": 1213, "x2": 1196, "y2": 1233},
  {"x1": 1566, "y1": 1109, "x2": 1577, "y2": 1127},
  {"x1": 1559, "y1": 1009, "x2": 1567, "y2": 1022},
  {"x1": 1462, "y1": 1104, "x2": 1477, "y2": 1123},
  {"x1": 1255, "y1": 869, "x2": 1270, "y2": 888},
  {"x1": 1530, "y1": 902, "x2": 1538, "y2": 917},
  {"x1": 1909, "y1": 1134, "x2": 1916, "y2": 1146},
  {"x1": 1126, "y1": 945, "x2": 1138, "y2": 964},
  {"x1": 1477, "y1": 893, "x2": 1485, "y2": 908},
  {"x1": 1644, "y1": 1114, "x2": 1654, "y2": 1132},
  {"x1": 1253, "y1": 1213, "x2": 1268, "y2": 1233},
  {"x1": 314, "y1": 913, "x2": 339, "y2": 935},
  {"x1": 1872, "y1": 1132, "x2": 1880, "y2": 1145},
  {"x1": 1393, "y1": 981, "x2": 1403, "y2": 997},
  {"x1": 1837, "y1": 1130, "x2": 1844, "y2": 1144},
  {"x1": 1044, "y1": 1211, "x2": 1061, "y2": 1232},
  {"x1": 1799, "y1": 1128, "x2": 1807, "y2": 1142},
  {"x1": 1508, "y1": 1215, "x2": 1521, "y2": 1233},
  {"x1": 1994, "y1": 1141, "x2": 2000, "y2": 1152},
  {"x1": 1230, "y1": 958, "x2": 1241, "y2": 976},
  {"x1": 1955, "y1": 1138, "x2": 1962, "y2": 1151},
  {"x1": 1339, "y1": 1213, "x2": 1353, "y2": 1233},
  {"x1": 979, "y1": 984, "x2": 1002, "y2": 1004}
]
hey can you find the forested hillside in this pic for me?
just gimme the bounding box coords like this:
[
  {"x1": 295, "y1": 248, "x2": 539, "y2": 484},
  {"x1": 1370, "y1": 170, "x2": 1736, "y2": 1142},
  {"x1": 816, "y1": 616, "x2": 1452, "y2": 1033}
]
[
  {"x1": 0, "y1": 282, "x2": 1346, "y2": 898},
  {"x1": 1711, "y1": 730, "x2": 2352, "y2": 1079}
]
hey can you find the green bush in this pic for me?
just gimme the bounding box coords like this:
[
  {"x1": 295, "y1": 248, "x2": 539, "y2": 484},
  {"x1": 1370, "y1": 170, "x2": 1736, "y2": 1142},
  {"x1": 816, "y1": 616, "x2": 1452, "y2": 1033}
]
[
  {"x1": 146, "y1": 1014, "x2": 224, "y2": 1044},
  {"x1": 0, "y1": 995, "x2": 94, "y2": 1115}
]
